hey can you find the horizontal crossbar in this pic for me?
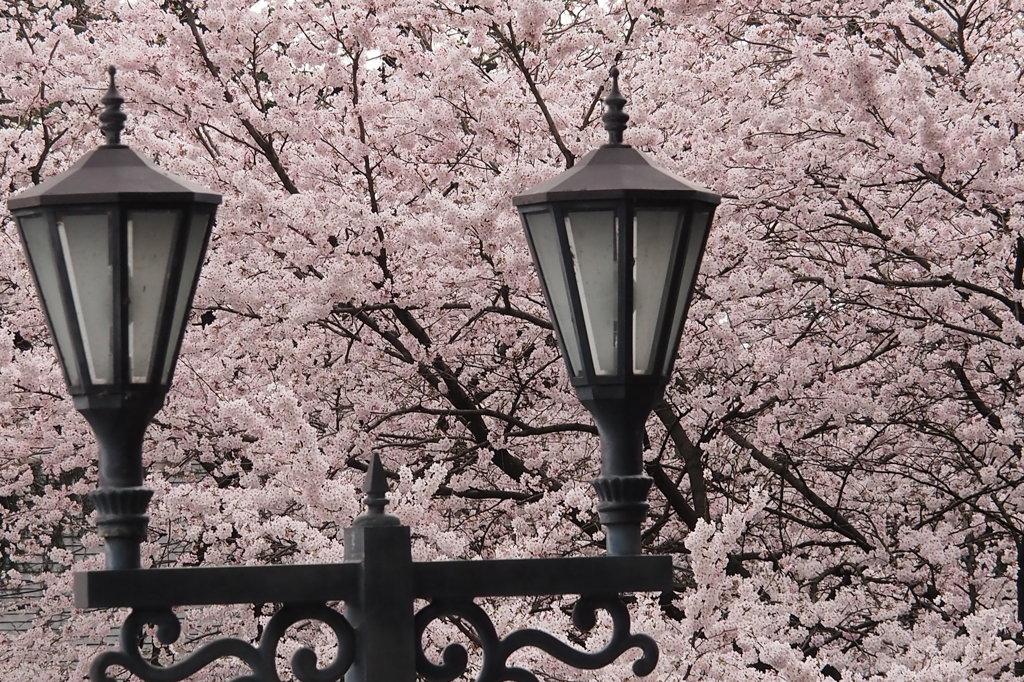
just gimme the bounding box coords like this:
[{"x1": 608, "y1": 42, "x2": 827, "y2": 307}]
[
  {"x1": 412, "y1": 555, "x2": 673, "y2": 598},
  {"x1": 74, "y1": 563, "x2": 361, "y2": 608},
  {"x1": 74, "y1": 555, "x2": 672, "y2": 608}
]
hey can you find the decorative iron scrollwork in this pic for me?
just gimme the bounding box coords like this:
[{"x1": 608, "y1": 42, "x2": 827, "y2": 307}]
[
  {"x1": 415, "y1": 594, "x2": 659, "y2": 682},
  {"x1": 89, "y1": 603, "x2": 355, "y2": 682}
]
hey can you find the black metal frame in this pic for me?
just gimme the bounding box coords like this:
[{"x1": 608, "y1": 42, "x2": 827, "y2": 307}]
[
  {"x1": 519, "y1": 200, "x2": 716, "y2": 395},
  {"x1": 12, "y1": 202, "x2": 214, "y2": 397}
]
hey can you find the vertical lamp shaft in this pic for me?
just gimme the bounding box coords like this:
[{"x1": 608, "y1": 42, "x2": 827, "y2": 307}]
[
  {"x1": 80, "y1": 398, "x2": 161, "y2": 570},
  {"x1": 587, "y1": 400, "x2": 656, "y2": 556}
]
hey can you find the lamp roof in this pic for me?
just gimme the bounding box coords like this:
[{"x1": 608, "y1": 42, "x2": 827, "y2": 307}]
[
  {"x1": 512, "y1": 145, "x2": 721, "y2": 207},
  {"x1": 515, "y1": 66, "x2": 720, "y2": 208},
  {"x1": 7, "y1": 146, "x2": 222, "y2": 211},
  {"x1": 8, "y1": 67, "x2": 221, "y2": 212}
]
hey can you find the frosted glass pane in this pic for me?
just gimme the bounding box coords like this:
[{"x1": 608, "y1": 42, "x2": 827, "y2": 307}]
[
  {"x1": 161, "y1": 211, "x2": 212, "y2": 383},
  {"x1": 19, "y1": 214, "x2": 82, "y2": 387},
  {"x1": 523, "y1": 211, "x2": 583, "y2": 377},
  {"x1": 565, "y1": 211, "x2": 618, "y2": 376},
  {"x1": 662, "y1": 209, "x2": 711, "y2": 375},
  {"x1": 633, "y1": 210, "x2": 683, "y2": 374},
  {"x1": 58, "y1": 213, "x2": 113, "y2": 384},
  {"x1": 129, "y1": 210, "x2": 179, "y2": 383}
]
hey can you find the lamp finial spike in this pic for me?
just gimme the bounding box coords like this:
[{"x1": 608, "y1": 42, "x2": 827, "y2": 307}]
[
  {"x1": 602, "y1": 66, "x2": 629, "y2": 146},
  {"x1": 99, "y1": 66, "x2": 126, "y2": 146}
]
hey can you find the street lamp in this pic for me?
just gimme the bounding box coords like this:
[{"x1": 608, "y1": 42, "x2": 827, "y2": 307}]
[
  {"x1": 7, "y1": 67, "x2": 222, "y2": 571},
  {"x1": 513, "y1": 67, "x2": 720, "y2": 555},
  {"x1": 7, "y1": 66, "x2": 717, "y2": 682}
]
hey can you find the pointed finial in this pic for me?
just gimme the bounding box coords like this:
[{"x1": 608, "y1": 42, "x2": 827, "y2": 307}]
[
  {"x1": 362, "y1": 454, "x2": 390, "y2": 516},
  {"x1": 99, "y1": 66, "x2": 126, "y2": 146},
  {"x1": 351, "y1": 454, "x2": 402, "y2": 529},
  {"x1": 602, "y1": 66, "x2": 629, "y2": 146}
]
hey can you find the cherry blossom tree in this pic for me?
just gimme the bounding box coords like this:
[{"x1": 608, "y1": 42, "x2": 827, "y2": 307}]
[{"x1": 1, "y1": 0, "x2": 1022, "y2": 679}]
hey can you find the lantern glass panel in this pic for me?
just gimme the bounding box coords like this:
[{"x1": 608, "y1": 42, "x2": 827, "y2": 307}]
[
  {"x1": 522, "y1": 210, "x2": 584, "y2": 377},
  {"x1": 633, "y1": 209, "x2": 683, "y2": 374},
  {"x1": 57, "y1": 212, "x2": 114, "y2": 384},
  {"x1": 128, "y1": 210, "x2": 180, "y2": 383},
  {"x1": 565, "y1": 210, "x2": 618, "y2": 376},
  {"x1": 160, "y1": 210, "x2": 213, "y2": 383},
  {"x1": 19, "y1": 214, "x2": 82, "y2": 387},
  {"x1": 662, "y1": 208, "x2": 712, "y2": 375}
]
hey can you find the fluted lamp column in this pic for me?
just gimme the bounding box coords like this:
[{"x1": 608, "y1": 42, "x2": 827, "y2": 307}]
[
  {"x1": 513, "y1": 68, "x2": 720, "y2": 555},
  {"x1": 6, "y1": 68, "x2": 221, "y2": 569}
]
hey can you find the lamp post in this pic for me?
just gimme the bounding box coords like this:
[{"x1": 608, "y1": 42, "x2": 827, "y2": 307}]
[
  {"x1": 7, "y1": 66, "x2": 717, "y2": 682},
  {"x1": 513, "y1": 67, "x2": 720, "y2": 555},
  {"x1": 7, "y1": 67, "x2": 221, "y2": 571}
]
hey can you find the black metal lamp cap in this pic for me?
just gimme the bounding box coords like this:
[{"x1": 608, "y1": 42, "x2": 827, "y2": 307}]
[
  {"x1": 602, "y1": 66, "x2": 629, "y2": 146},
  {"x1": 513, "y1": 65, "x2": 719, "y2": 208},
  {"x1": 99, "y1": 66, "x2": 126, "y2": 147},
  {"x1": 7, "y1": 67, "x2": 222, "y2": 213},
  {"x1": 512, "y1": 144, "x2": 721, "y2": 207}
]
